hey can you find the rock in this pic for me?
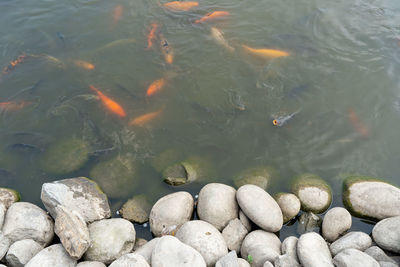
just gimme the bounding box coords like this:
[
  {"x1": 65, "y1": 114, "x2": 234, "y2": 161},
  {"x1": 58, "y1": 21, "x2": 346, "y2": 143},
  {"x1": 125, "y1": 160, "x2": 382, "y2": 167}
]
[
  {"x1": 2, "y1": 202, "x2": 54, "y2": 246},
  {"x1": 41, "y1": 177, "x2": 111, "y2": 223},
  {"x1": 40, "y1": 138, "x2": 89, "y2": 174},
  {"x1": 234, "y1": 166, "x2": 276, "y2": 190},
  {"x1": 0, "y1": 203, "x2": 5, "y2": 229},
  {"x1": 0, "y1": 231, "x2": 11, "y2": 260},
  {"x1": 25, "y1": 244, "x2": 77, "y2": 267},
  {"x1": 274, "y1": 254, "x2": 301, "y2": 267},
  {"x1": 54, "y1": 205, "x2": 90, "y2": 259},
  {"x1": 291, "y1": 173, "x2": 332, "y2": 213},
  {"x1": 0, "y1": 188, "x2": 20, "y2": 209},
  {"x1": 5, "y1": 239, "x2": 43, "y2": 267},
  {"x1": 333, "y1": 248, "x2": 380, "y2": 267},
  {"x1": 134, "y1": 238, "x2": 160, "y2": 264},
  {"x1": 379, "y1": 262, "x2": 399, "y2": 267},
  {"x1": 133, "y1": 238, "x2": 148, "y2": 251},
  {"x1": 119, "y1": 195, "x2": 151, "y2": 224},
  {"x1": 281, "y1": 236, "x2": 299, "y2": 260},
  {"x1": 175, "y1": 220, "x2": 228, "y2": 267},
  {"x1": 274, "y1": 193, "x2": 301, "y2": 223},
  {"x1": 197, "y1": 183, "x2": 238, "y2": 231},
  {"x1": 84, "y1": 218, "x2": 136, "y2": 264},
  {"x1": 342, "y1": 176, "x2": 400, "y2": 220},
  {"x1": 152, "y1": 235, "x2": 206, "y2": 267},
  {"x1": 330, "y1": 231, "x2": 372, "y2": 256},
  {"x1": 372, "y1": 216, "x2": 400, "y2": 253},
  {"x1": 240, "y1": 230, "x2": 281, "y2": 267},
  {"x1": 237, "y1": 258, "x2": 251, "y2": 267},
  {"x1": 149, "y1": 192, "x2": 194, "y2": 237},
  {"x1": 297, "y1": 211, "x2": 322, "y2": 234},
  {"x1": 364, "y1": 246, "x2": 397, "y2": 264},
  {"x1": 215, "y1": 251, "x2": 238, "y2": 267},
  {"x1": 76, "y1": 262, "x2": 107, "y2": 267},
  {"x1": 151, "y1": 149, "x2": 183, "y2": 173},
  {"x1": 236, "y1": 185, "x2": 283, "y2": 232},
  {"x1": 297, "y1": 232, "x2": 334, "y2": 267},
  {"x1": 222, "y1": 218, "x2": 248, "y2": 252},
  {"x1": 239, "y1": 210, "x2": 252, "y2": 232},
  {"x1": 109, "y1": 253, "x2": 149, "y2": 267},
  {"x1": 262, "y1": 262, "x2": 274, "y2": 267},
  {"x1": 322, "y1": 207, "x2": 352, "y2": 242}
]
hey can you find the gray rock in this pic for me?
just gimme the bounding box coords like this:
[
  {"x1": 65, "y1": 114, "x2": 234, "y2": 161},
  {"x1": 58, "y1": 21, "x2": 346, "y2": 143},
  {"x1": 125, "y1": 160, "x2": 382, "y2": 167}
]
[
  {"x1": 2, "y1": 202, "x2": 54, "y2": 246},
  {"x1": 152, "y1": 235, "x2": 206, "y2": 267},
  {"x1": 134, "y1": 238, "x2": 160, "y2": 264},
  {"x1": 239, "y1": 210, "x2": 252, "y2": 232},
  {"x1": 0, "y1": 188, "x2": 20, "y2": 209},
  {"x1": 234, "y1": 166, "x2": 276, "y2": 190},
  {"x1": 0, "y1": 231, "x2": 11, "y2": 260},
  {"x1": 297, "y1": 212, "x2": 322, "y2": 234},
  {"x1": 333, "y1": 248, "x2": 380, "y2": 267},
  {"x1": 343, "y1": 176, "x2": 400, "y2": 220},
  {"x1": 76, "y1": 262, "x2": 107, "y2": 267},
  {"x1": 109, "y1": 253, "x2": 149, "y2": 267},
  {"x1": 372, "y1": 216, "x2": 400, "y2": 253},
  {"x1": 149, "y1": 192, "x2": 194, "y2": 237},
  {"x1": 240, "y1": 230, "x2": 281, "y2": 267},
  {"x1": 379, "y1": 261, "x2": 399, "y2": 267},
  {"x1": 222, "y1": 218, "x2": 248, "y2": 252},
  {"x1": 281, "y1": 236, "x2": 298, "y2": 260},
  {"x1": 262, "y1": 262, "x2": 274, "y2": 267},
  {"x1": 0, "y1": 203, "x2": 5, "y2": 229},
  {"x1": 237, "y1": 258, "x2": 251, "y2": 267},
  {"x1": 133, "y1": 238, "x2": 148, "y2": 251},
  {"x1": 215, "y1": 251, "x2": 238, "y2": 267},
  {"x1": 364, "y1": 246, "x2": 397, "y2": 264},
  {"x1": 6, "y1": 239, "x2": 42, "y2": 267},
  {"x1": 297, "y1": 232, "x2": 334, "y2": 267},
  {"x1": 176, "y1": 220, "x2": 228, "y2": 267},
  {"x1": 274, "y1": 254, "x2": 301, "y2": 267},
  {"x1": 322, "y1": 207, "x2": 352, "y2": 242},
  {"x1": 275, "y1": 193, "x2": 301, "y2": 223},
  {"x1": 236, "y1": 185, "x2": 283, "y2": 232},
  {"x1": 41, "y1": 177, "x2": 111, "y2": 223},
  {"x1": 330, "y1": 231, "x2": 372, "y2": 256},
  {"x1": 119, "y1": 195, "x2": 151, "y2": 224},
  {"x1": 197, "y1": 183, "x2": 238, "y2": 231},
  {"x1": 25, "y1": 244, "x2": 77, "y2": 267},
  {"x1": 84, "y1": 218, "x2": 136, "y2": 264}
]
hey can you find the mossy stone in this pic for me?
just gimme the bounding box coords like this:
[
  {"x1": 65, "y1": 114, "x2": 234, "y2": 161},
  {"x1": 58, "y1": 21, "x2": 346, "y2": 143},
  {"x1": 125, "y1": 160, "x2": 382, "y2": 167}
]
[
  {"x1": 0, "y1": 187, "x2": 20, "y2": 208},
  {"x1": 151, "y1": 149, "x2": 183, "y2": 173},
  {"x1": 234, "y1": 166, "x2": 277, "y2": 190},
  {"x1": 119, "y1": 194, "x2": 151, "y2": 224}
]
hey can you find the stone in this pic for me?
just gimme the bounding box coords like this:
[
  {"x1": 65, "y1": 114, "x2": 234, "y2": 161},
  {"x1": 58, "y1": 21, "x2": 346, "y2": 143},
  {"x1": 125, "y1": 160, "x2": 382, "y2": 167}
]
[
  {"x1": 234, "y1": 166, "x2": 277, "y2": 190},
  {"x1": 322, "y1": 207, "x2": 352, "y2": 242},
  {"x1": 76, "y1": 262, "x2": 107, "y2": 267},
  {"x1": 237, "y1": 258, "x2": 251, "y2": 267},
  {"x1": 119, "y1": 195, "x2": 151, "y2": 224},
  {"x1": 0, "y1": 231, "x2": 11, "y2": 260},
  {"x1": 364, "y1": 246, "x2": 397, "y2": 264},
  {"x1": 274, "y1": 193, "x2": 301, "y2": 223},
  {"x1": 297, "y1": 211, "x2": 322, "y2": 234},
  {"x1": 152, "y1": 235, "x2": 206, "y2": 267},
  {"x1": 5, "y1": 239, "x2": 43, "y2": 267},
  {"x1": 25, "y1": 244, "x2": 77, "y2": 267},
  {"x1": 291, "y1": 173, "x2": 332, "y2": 213},
  {"x1": 84, "y1": 218, "x2": 136, "y2": 264},
  {"x1": 262, "y1": 262, "x2": 274, "y2": 267},
  {"x1": 222, "y1": 218, "x2": 248, "y2": 252},
  {"x1": 2, "y1": 202, "x2": 54, "y2": 246},
  {"x1": 274, "y1": 254, "x2": 301, "y2": 267},
  {"x1": 151, "y1": 149, "x2": 183, "y2": 173},
  {"x1": 240, "y1": 230, "x2": 281, "y2": 267},
  {"x1": 330, "y1": 231, "x2": 372, "y2": 256},
  {"x1": 197, "y1": 183, "x2": 239, "y2": 231},
  {"x1": 297, "y1": 232, "x2": 334, "y2": 267},
  {"x1": 109, "y1": 253, "x2": 149, "y2": 267},
  {"x1": 133, "y1": 238, "x2": 148, "y2": 251},
  {"x1": 236, "y1": 184, "x2": 283, "y2": 232},
  {"x1": 342, "y1": 176, "x2": 400, "y2": 220},
  {"x1": 372, "y1": 216, "x2": 400, "y2": 253},
  {"x1": 175, "y1": 220, "x2": 228, "y2": 267},
  {"x1": 0, "y1": 188, "x2": 20, "y2": 209},
  {"x1": 281, "y1": 236, "x2": 298, "y2": 260},
  {"x1": 149, "y1": 191, "x2": 194, "y2": 237},
  {"x1": 239, "y1": 210, "x2": 252, "y2": 232},
  {"x1": 134, "y1": 238, "x2": 160, "y2": 264},
  {"x1": 215, "y1": 251, "x2": 238, "y2": 267},
  {"x1": 333, "y1": 248, "x2": 380, "y2": 267},
  {"x1": 41, "y1": 177, "x2": 111, "y2": 223},
  {"x1": 379, "y1": 262, "x2": 399, "y2": 267},
  {"x1": 0, "y1": 203, "x2": 5, "y2": 230}
]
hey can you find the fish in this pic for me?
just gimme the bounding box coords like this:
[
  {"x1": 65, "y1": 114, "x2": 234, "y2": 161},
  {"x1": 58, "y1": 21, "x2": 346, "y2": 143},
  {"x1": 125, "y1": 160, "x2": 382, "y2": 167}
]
[
  {"x1": 195, "y1": 11, "x2": 230, "y2": 24},
  {"x1": 0, "y1": 101, "x2": 33, "y2": 112},
  {"x1": 30, "y1": 54, "x2": 64, "y2": 68},
  {"x1": 160, "y1": 34, "x2": 174, "y2": 64},
  {"x1": 129, "y1": 109, "x2": 162, "y2": 126},
  {"x1": 56, "y1": 32, "x2": 65, "y2": 43},
  {"x1": 2, "y1": 54, "x2": 28, "y2": 74},
  {"x1": 348, "y1": 108, "x2": 368, "y2": 137},
  {"x1": 242, "y1": 44, "x2": 290, "y2": 59},
  {"x1": 89, "y1": 85, "x2": 127, "y2": 117},
  {"x1": 162, "y1": 1, "x2": 199, "y2": 11},
  {"x1": 146, "y1": 78, "x2": 166, "y2": 96},
  {"x1": 93, "y1": 38, "x2": 136, "y2": 53},
  {"x1": 113, "y1": 4, "x2": 123, "y2": 25},
  {"x1": 7, "y1": 143, "x2": 43, "y2": 153},
  {"x1": 210, "y1": 27, "x2": 234, "y2": 52},
  {"x1": 88, "y1": 147, "x2": 115, "y2": 158},
  {"x1": 74, "y1": 60, "x2": 95, "y2": 70},
  {"x1": 272, "y1": 109, "x2": 301, "y2": 127},
  {"x1": 146, "y1": 23, "x2": 159, "y2": 50}
]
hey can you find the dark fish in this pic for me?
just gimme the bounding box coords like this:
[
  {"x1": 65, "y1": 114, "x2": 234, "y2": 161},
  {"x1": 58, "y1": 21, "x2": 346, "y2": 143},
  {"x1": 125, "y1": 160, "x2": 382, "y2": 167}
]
[
  {"x1": 272, "y1": 109, "x2": 301, "y2": 127},
  {"x1": 7, "y1": 143, "x2": 43, "y2": 152},
  {"x1": 88, "y1": 147, "x2": 115, "y2": 158}
]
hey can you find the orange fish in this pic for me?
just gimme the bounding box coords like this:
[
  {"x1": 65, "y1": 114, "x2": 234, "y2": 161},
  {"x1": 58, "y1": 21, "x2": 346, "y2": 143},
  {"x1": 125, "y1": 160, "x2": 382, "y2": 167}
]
[
  {"x1": 348, "y1": 108, "x2": 368, "y2": 137},
  {"x1": 89, "y1": 85, "x2": 126, "y2": 117},
  {"x1": 2, "y1": 54, "x2": 28, "y2": 74},
  {"x1": 113, "y1": 4, "x2": 124, "y2": 25},
  {"x1": 146, "y1": 23, "x2": 159, "y2": 50},
  {"x1": 146, "y1": 78, "x2": 166, "y2": 96},
  {"x1": 74, "y1": 60, "x2": 95, "y2": 70},
  {"x1": 242, "y1": 44, "x2": 290, "y2": 59},
  {"x1": 163, "y1": 1, "x2": 199, "y2": 11},
  {"x1": 129, "y1": 109, "x2": 162, "y2": 126},
  {"x1": 160, "y1": 34, "x2": 174, "y2": 64},
  {"x1": 0, "y1": 101, "x2": 32, "y2": 112},
  {"x1": 195, "y1": 11, "x2": 230, "y2": 24}
]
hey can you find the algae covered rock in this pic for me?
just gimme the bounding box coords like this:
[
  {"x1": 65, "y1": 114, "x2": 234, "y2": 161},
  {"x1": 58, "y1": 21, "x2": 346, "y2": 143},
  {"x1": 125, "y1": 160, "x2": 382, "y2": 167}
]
[
  {"x1": 234, "y1": 166, "x2": 277, "y2": 190},
  {"x1": 119, "y1": 195, "x2": 151, "y2": 224},
  {"x1": 151, "y1": 149, "x2": 183, "y2": 173},
  {"x1": 40, "y1": 138, "x2": 89, "y2": 174},
  {"x1": 0, "y1": 187, "x2": 20, "y2": 209}
]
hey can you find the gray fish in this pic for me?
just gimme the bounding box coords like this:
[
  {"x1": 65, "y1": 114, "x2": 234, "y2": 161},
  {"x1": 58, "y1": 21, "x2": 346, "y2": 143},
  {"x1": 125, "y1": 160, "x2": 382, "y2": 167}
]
[
  {"x1": 7, "y1": 143, "x2": 43, "y2": 152},
  {"x1": 272, "y1": 109, "x2": 301, "y2": 127}
]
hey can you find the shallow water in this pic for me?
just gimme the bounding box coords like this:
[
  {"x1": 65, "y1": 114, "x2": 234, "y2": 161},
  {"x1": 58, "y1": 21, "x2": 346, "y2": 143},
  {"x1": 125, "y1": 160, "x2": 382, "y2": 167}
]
[{"x1": 1, "y1": 0, "x2": 400, "y2": 238}]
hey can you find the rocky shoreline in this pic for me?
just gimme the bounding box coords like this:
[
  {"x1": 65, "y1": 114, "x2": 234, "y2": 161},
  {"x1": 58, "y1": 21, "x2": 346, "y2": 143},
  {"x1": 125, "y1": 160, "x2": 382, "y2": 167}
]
[{"x1": 0, "y1": 175, "x2": 400, "y2": 267}]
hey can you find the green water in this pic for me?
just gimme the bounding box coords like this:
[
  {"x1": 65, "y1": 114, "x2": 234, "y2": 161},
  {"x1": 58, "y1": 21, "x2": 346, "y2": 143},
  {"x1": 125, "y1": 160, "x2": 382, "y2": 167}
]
[{"x1": 1, "y1": 0, "x2": 400, "y2": 237}]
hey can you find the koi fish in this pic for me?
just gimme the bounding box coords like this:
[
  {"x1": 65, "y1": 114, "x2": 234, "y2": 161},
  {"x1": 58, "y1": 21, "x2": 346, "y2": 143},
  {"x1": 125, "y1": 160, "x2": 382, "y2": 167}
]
[
  {"x1": 74, "y1": 60, "x2": 95, "y2": 70},
  {"x1": 93, "y1": 38, "x2": 136, "y2": 54},
  {"x1": 210, "y1": 27, "x2": 234, "y2": 52},
  {"x1": 129, "y1": 109, "x2": 162, "y2": 126},
  {"x1": 0, "y1": 101, "x2": 32, "y2": 112},
  {"x1": 89, "y1": 85, "x2": 126, "y2": 117},
  {"x1": 2, "y1": 54, "x2": 28, "y2": 74},
  {"x1": 242, "y1": 44, "x2": 290, "y2": 59},
  {"x1": 348, "y1": 108, "x2": 368, "y2": 136},
  {"x1": 113, "y1": 4, "x2": 124, "y2": 25},
  {"x1": 146, "y1": 23, "x2": 159, "y2": 50},
  {"x1": 272, "y1": 109, "x2": 301, "y2": 127},
  {"x1": 163, "y1": 1, "x2": 199, "y2": 11},
  {"x1": 160, "y1": 34, "x2": 174, "y2": 64},
  {"x1": 195, "y1": 11, "x2": 230, "y2": 24},
  {"x1": 146, "y1": 78, "x2": 166, "y2": 96}
]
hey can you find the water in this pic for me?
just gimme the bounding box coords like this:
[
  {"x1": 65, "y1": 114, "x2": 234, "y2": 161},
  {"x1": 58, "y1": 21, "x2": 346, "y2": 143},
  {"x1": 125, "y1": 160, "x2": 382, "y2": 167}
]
[{"x1": 1, "y1": 0, "x2": 400, "y2": 237}]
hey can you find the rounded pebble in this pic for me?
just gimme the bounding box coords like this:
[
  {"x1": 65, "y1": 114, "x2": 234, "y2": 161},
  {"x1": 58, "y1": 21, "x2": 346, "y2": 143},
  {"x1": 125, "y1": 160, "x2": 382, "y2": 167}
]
[
  {"x1": 297, "y1": 232, "x2": 334, "y2": 267},
  {"x1": 372, "y1": 216, "x2": 400, "y2": 253},
  {"x1": 322, "y1": 207, "x2": 352, "y2": 242},
  {"x1": 330, "y1": 231, "x2": 372, "y2": 256},
  {"x1": 275, "y1": 193, "x2": 301, "y2": 223}
]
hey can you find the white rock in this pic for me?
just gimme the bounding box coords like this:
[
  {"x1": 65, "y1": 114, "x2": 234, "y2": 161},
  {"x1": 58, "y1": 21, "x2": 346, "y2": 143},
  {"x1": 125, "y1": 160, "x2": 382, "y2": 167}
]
[
  {"x1": 263, "y1": 262, "x2": 273, "y2": 267},
  {"x1": 149, "y1": 192, "x2": 194, "y2": 237},
  {"x1": 0, "y1": 203, "x2": 5, "y2": 229},
  {"x1": 76, "y1": 261, "x2": 107, "y2": 267},
  {"x1": 274, "y1": 254, "x2": 301, "y2": 267},
  {"x1": 333, "y1": 248, "x2": 380, "y2": 267},
  {"x1": 176, "y1": 220, "x2": 228, "y2": 267},
  {"x1": 152, "y1": 235, "x2": 206, "y2": 267},
  {"x1": 215, "y1": 251, "x2": 238, "y2": 267},
  {"x1": 364, "y1": 246, "x2": 397, "y2": 264},
  {"x1": 379, "y1": 261, "x2": 399, "y2": 267},
  {"x1": 109, "y1": 253, "x2": 149, "y2": 267},
  {"x1": 237, "y1": 258, "x2": 251, "y2": 267},
  {"x1": 133, "y1": 238, "x2": 148, "y2": 251},
  {"x1": 236, "y1": 185, "x2": 283, "y2": 232},
  {"x1": 240, "y1": 230, "x2": 281, "y2": 267},
  {"x1": 239, "y1": 210, "x2": 252, "y2": 232},
  {"x1": 281, "y1": 236, "x2": 298, "y2": 260},
  {"x1": 275, "y1": 193, "x2": 301, "y2": 223},
  {"x1": 6, "y1": 239, "x2": 43, "y2": 267},
  {"x1": 84, "y1": 218, "x2": 136, "y2": 264},
  {"x1": 297, "y1": 232, "x2": 334, "y2": 267},
  {"x1": 0, "y1": 231, "x2": 11, "y2": 260},
  {"x1": 372, "y1": 216, "x2": 400, "y2": 253},
  {"x1": 330, "y1": 231, "x2": 372, "y2": 256},
  {"x1": 197, "y1": 183, "x2": 238, "y2": 231},
  {"x1": 25, "y1": 244, "x2": 77, "y2": 267},
  {"x1": 222, "y1": 218, "x2": 248, "y2": 252},
  {"x1": 2, "y1": 202, "x2": 54, "y2": 246},
  {"x1": 0, "y1": 188, "x2": 19, "y2": 209},
  {"x1": 322, "y1": 207, "x2": 352, "y2": 242},
  {"x1": 134, "y1": 237, "x2": 160, "y2": 264}
]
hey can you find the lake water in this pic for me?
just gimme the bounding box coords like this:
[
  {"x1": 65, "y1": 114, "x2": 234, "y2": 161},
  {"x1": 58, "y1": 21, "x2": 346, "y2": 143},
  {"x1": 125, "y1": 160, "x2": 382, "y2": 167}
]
[{"x1": 1, "y1": 0, "x2": 400, "y2": 238}]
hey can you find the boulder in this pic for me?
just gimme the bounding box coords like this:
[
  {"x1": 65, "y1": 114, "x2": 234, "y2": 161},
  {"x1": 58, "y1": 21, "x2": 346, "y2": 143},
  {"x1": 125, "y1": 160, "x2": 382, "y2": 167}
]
[
  {"x1": 5, "y1": 239, "x2": 43, "y2": 267},
  {"x1": 333, "y1": 248, "x2": 379, "y2": 267},
  {"x1": 322, "y1": 207, "x2": 352, "y2": 242},
  {"x1": 222, "y1": 218, "x2": 248, "y2": 252},
  {"x1": 330, "y1": 231, "x2": 372, "y2": 256},
  {"x1": 25, "y1": 244, "x2": 77, "y2": 267},
  {"x1": 274, "y1": 193, "x2": 301, "y2": 223},
  {"x1": 297, "y1": 232, "x2": 333, "y2": 267},
  {"x1": 372, "y1": 216, "x2": 400, "y2": 253}
]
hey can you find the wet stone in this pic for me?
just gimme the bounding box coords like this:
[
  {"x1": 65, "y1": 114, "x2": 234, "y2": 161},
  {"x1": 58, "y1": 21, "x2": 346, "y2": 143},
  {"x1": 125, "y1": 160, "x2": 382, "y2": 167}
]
[
  {"x1": 5, "y1": 239, "x2": 43, "y2": 267},
  {"x1": 133, "y1": 238, "x2": 148, "y2": 251},
  {"x1": 0, "y1": 188, "x2": 20, "y2": 209},
  {"x1": 25, "y1": 244, "x2": 77, "y2": 267},
  {"x1": 372, "y1": 216, "x2": 400, "y2": 253},
  {"x1": 330, "y1": 231, "x2": 372, "y2": 256},
  {"x1": 119, "y1": 195, "x2": 151, "y2": 224},
  {"x1": 297, "y1": 211, "x2": 322, "y2": 235},
  {"x1": 322, "y1": 207, "x2": 352, "y2": 242}
]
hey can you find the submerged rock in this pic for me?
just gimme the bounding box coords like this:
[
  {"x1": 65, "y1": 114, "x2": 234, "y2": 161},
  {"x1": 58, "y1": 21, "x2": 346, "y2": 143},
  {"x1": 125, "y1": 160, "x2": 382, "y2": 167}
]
[
  {"x1": 0, "y1": 188, "x2": 20, "y2": 209},
  {"x1": 5, "y1": 239, "x2": 43, "y2": 267},
  {"x1": 76, "y1": 262, "x2": 107, "y2": 267},
  {"x1": 297, "y1": 212, "x2": 322, "y2": 234},
  {"x1": 119, "y1": 195, "x2": 151, "y2": 224},
  {"x1": 274, "y1": 193, "x2": 301, "y2": 223},
  {"x1": 25, "y1": 244, "x2": 77, "y2": 267},
  {"x1": 372, "y1": 216, "x2": 400, "y2": 254},
  {"x1": 151, "y1": 149, "x2": 183, "y2": 173},
  {"x1": 234, "y1": 166, "x2": 277, "y2": 190}
]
